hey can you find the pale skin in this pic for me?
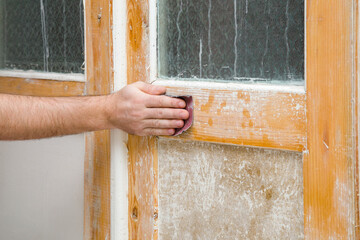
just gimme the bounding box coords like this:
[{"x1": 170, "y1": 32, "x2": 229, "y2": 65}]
[{"x1": 0, "y1": 81, "x2": 189, "y2": 140}]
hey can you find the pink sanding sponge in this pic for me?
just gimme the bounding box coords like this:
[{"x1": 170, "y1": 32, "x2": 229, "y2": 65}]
[{"x1": 172, "y1": 96, "x2": 194, "y2": 136}]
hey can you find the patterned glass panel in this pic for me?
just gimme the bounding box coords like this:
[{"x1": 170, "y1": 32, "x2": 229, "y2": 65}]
[
  {"x1": 158, "y1": 0, "x2": 304, "y2": 84},
  {"x1": 0, "y1": 0, "x2": 84, "y2": 73}
]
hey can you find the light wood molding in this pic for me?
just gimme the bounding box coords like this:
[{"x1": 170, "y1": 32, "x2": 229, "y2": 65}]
[
  {"x1": 83, "y1": 0, "x2": 113, "y2": 239},
  {"x1": 163, "y1": 84, "x2": 306, "y2": 152},
  {"x1": 0, "y1": 76, "x2": 85, "y2": 97},
  {"x1": 127, "y1": 0, "x2": 159, "y2": 239},
  {"x1": 304, "y1": 0, "x2": 358, "y2": 238}
]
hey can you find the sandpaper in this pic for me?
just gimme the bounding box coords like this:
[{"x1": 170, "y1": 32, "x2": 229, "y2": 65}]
[{"x1": 171, "y1": 95, "x2": 194, "y2": 136}]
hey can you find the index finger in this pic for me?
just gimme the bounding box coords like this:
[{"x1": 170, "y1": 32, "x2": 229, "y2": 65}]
[{"x1": 145, "y1": 95, "x2": 186, "y2": 108}]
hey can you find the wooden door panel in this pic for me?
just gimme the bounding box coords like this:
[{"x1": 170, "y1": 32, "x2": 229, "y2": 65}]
[{"x1": 158, "y1": 139, "x2": 304, "y2": 239}]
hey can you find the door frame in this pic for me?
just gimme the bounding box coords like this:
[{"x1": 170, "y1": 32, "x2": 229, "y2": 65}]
[{"x1": 127, "y1": 0, "x2": 360, "y2": 239}]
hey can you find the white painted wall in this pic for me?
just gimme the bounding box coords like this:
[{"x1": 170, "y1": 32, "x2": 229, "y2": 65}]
[{"x1": 0, "y1": 134, "x2": 84, "y2": 240}]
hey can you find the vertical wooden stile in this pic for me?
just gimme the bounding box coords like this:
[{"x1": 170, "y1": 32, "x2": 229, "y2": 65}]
[
  {"x1": 84, "y1": 0, "x2": 113, "y2": 239},
  {"x1": 304, "y1": 0, "x2": 359, "y2": 238},
  {"x1": 127, "y1": 0, "x2": 159, "y2": 239}
]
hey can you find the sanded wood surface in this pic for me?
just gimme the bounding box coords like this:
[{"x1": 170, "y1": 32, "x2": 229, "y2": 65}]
[
  {"x1": 304, "y1": 0, "x2": 358, "y2": 238},
  {"x1": 355, "y1": 0, "x2": 360, "y2": 236},
  {"x1": 83, "y1": 0, "x2": 113, "y2": 239},
  {"x1": 164, "y1": 85, "x2": 306, "y2": 152},
  {"x1": 127, "y1": 0, "x2": 159, "y2": 239},
  {"x1": 0, "y1": 76, "x2": 85, "y2": 96}
]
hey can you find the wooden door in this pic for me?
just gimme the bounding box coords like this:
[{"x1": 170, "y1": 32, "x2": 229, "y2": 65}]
[{"x1": 127, "y1": 0, "x2": 359, "y2": 239}]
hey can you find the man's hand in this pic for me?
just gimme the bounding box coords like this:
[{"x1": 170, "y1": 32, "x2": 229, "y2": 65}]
[
  {"x1": 0, "y1": 81, "x2": 189, "y2": 140},
  {"x1": 106, "y1": 81, "x2": 189, "y2": 136}
]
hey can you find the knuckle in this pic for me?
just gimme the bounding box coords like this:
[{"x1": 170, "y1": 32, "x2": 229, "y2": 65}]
[
  {"x1": 154, "y1": 120, "x2": 161, "y2": 128},
  {"x1": 145, "y1": 84, "x2": 153, "y2": 93},
  {"x1": 134, "y1": 126, "x2": 145, "y2": 136},
  {"x1": 159, "y1": 97, "x2": 166, "y2": 106},
  {"x1": 149, "y1": 128, "x2": 156, "y2": 136},
  {"x1": 134, "y1": 110, "x2": 146, "y2": 120},
  {"x1": 157, "y1": 109, "x2": 164, "y2": 117},
  {"x1": 173, "y1": 99, "x2": 180, "y2": 108}
]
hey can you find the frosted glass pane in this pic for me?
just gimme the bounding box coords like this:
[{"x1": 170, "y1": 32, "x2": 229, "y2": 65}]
[
  {"x1": 158, "y1": 0, "x2": 304, "y2": 84},
  {"x1": 0, "y1": 0, "x2": 84, "y2": 73}
]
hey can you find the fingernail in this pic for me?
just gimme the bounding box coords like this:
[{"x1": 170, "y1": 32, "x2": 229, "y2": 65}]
[
  {"x1": 169, "y1": 129, "x2": 175, "y2": 135},
  {"x1": 178, "y1": 120, "x2": 184, "y2": 127},
  {"x1": 178, "y1": 101, "x2": 186, "y2": 108},
  {"x1": 181, "y1": 111, "x2": 189, "y2": 119}
]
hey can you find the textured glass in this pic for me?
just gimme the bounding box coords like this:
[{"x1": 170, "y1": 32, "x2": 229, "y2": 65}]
[
  {"x1": 158, "y1": 0, "x2": 304, "y2": 84},
  {"x1": 0, "y1": 0, "x2": 84, "y2": 73}
]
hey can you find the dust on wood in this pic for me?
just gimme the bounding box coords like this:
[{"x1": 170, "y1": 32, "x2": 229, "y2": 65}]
[
  {"x1": 127, "y1": 0, "x2": 159, "y2": 239},
  {"x1": 84, "y1": 0, "x2": 113, "y2": 239},
  {"x1": 0, "y1": 77, "x2": 85, "y2": 97},
  {"x1": 158, "y1": 139, "x2": 304, "y2": 239},
  {"x1": 163, "y1": 84, "x2": 306, "y2": 152},
  {"x1": 304, "y1": 0, "x2": 358, "y2": 238}
]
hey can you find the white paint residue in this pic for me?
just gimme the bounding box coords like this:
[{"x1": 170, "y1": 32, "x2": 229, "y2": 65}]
[
  {"x1": 154, "y1": 79, "x2": 305, "y2": 94},
  {"x1": 208, "y1": 0, "x2": 212, "y2": 67},
  {"x1": 40, "y1": 0, "x2": 49, "y2": 72},
  {"x1": 199, "y1": 38, "x2": 203, "y2": 78},
  {"x1": 284, "y1": 0, "x2": 290, "y2": 78},
  {"x1": 62, "y1": 0, "x2": 67, "y2": 68},
  {"x1": 158, "y1": 139, "x2": 304, "y2": 239},
  {"x1": 111, "y1": 0, "x2": 129, "y2": 239},
  {"x1": 0, "y1": 70, "x2": 85, "y2": 81},
  {"x1": 233, "y1": 0, "x2": 238, "y2": 78},
  {"x1": 79, "y1": 0, "x2": 84, "y2": 51},
  {"x1": 176, "y1": 0, "x2": 183, "y2": 67},
  {"x1": 261, "y1": 0, "x2": 270, "y2": 77},
  {"x1": 332, "y1": 178, "x2": 354, "y2": 238}
]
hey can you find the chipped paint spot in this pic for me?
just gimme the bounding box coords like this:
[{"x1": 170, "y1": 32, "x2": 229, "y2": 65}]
[
  {"x1": 208, "y1": 118, "x2": 213, "y2": 126},
  {"x1": 243, "y1": 109, "x2": 250, "y2": 118},
  {"x1": 200, "y1": 95, "x2": 215, "y2": 113}
]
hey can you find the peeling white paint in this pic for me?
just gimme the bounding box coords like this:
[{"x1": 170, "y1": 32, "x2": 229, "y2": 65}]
[
  {"x1": 0, "y1": 70, "x2": 85, "y2": 82},
  {"x1": 154, "y1": 79, "x2": 305, "y2": 94}
]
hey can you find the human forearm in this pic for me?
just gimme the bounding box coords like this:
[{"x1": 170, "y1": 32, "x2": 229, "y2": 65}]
[
  {"x1": 0, "y1": 82, "x2": 189, "y2": 140},
  {"x1": 0, "y1": 94, "x2": 110, "y2": 140}
]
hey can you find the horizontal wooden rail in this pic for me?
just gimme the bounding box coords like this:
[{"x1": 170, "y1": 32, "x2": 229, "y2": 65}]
[
  {"x1": 162, "y1": 83, "x2": 306, "y2": 152},
  {"x1": 0, "y1": 76, "x2": 85, "y2": 97}
]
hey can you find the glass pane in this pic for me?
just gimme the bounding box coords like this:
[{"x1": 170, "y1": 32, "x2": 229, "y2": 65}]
[
  {"x1": 0, "y1": 0, "x2": 84, "y2": 74},
  {"x1": 158, "y1": 0, "x2": 304, "y2": 84}
]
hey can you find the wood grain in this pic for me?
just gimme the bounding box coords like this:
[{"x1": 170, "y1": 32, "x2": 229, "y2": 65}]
[
  {"x1": 0, "y1": 76, "x2": 85, "y2": 97},
  {"x1": 355, "y1": 0, "x2": 360, "y2": 236},
  {"x1": 127, "y1": 0, "x2": 159, "y2": 239},
  {"x1": 164, "y1": 85, "x2": 306, "y2": 152},
  {"x1": 304, "y1": 0, "x2": 358, "y2": 238},
  {"x1": 83, "y1": 0, "x2": 113, "y2": 239}
]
